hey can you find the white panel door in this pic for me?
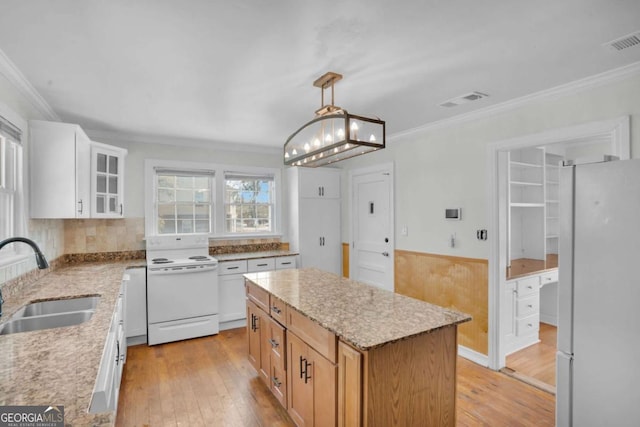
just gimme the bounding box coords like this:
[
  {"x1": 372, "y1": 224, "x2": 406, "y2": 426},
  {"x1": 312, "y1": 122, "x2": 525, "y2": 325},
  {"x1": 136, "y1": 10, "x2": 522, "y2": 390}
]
[{"x1": 351, "y1": 169, "x2": 393, "y2": 291}]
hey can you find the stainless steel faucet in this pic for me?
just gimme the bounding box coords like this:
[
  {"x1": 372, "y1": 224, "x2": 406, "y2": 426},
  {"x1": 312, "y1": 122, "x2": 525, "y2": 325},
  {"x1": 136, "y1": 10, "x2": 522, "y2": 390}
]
[{"x1": 0, "y1": 237, "x2": 49, "y2": 316}]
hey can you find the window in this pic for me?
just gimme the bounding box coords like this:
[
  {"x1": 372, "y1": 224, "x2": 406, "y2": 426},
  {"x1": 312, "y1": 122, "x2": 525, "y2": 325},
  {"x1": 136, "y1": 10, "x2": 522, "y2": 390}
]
[
  {"x1": 224, "y1": 172, "x2": 275, "y2": 234},
  {"x1": 0, "y1": 116, "x2": 23, "y2": 243},
  {"x1": 155, "y1": 170, "x2": 214, "y2": 235},
  {"x1": 0, "y1": 113, "x2": 25, "y2": 263},
  {"x1": 145, "y1": 160, "x2": 281, "y2": 238}
]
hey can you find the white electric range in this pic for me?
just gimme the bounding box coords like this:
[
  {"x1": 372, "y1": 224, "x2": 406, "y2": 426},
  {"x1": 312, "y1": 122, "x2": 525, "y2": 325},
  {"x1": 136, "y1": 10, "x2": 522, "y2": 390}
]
[{"x1": 146, "y1": 235, "x2": 219, "y2": 345}]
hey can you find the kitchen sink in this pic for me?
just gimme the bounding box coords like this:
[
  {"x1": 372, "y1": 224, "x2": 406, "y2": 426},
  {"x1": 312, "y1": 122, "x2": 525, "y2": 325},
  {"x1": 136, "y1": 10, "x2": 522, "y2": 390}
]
[
  {"x1": 0, "y1": 296, "x2": 100, "y2": 335},
  {"x1": 0, "y1": 310, "x2": 95, "y2": 335},
  {"x1": 14, "y1": 296, "x2": 100, "y2": 317}
]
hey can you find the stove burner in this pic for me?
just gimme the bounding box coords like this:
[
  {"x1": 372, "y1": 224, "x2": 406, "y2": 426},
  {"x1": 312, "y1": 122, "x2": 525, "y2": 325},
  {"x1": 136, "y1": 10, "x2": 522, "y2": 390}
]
[
  {"x1": 188, "y1": 256, "x2": 209, "y2": 261},
  {"x1": 152, "y1": 258, "x2": 174, "y2": 264}
]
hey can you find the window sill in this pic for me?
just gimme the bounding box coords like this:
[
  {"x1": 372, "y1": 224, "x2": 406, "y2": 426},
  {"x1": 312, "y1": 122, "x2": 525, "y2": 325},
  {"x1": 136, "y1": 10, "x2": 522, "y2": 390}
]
[{"x1": 0, "y1": 253, "x2": 32, "y2": 269}]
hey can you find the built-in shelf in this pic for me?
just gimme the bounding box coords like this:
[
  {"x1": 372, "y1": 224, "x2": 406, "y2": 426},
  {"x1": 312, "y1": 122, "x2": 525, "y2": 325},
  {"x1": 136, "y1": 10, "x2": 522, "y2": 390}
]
[
  {"x1": 511, "y1": 181, "x2": 543, "y2": 187},
  {"x1": 511, "y1": 161, "x2": 543, "y2": 168},
  {"x1": 511, "y1": 202, "x2": 545, "y2": 208}
]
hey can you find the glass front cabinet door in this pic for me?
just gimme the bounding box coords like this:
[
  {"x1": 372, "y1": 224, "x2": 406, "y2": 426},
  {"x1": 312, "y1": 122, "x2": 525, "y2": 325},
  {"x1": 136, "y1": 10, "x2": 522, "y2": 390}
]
[{"x1": 91, "y1": 142, "x2": 127, "y2": 218}]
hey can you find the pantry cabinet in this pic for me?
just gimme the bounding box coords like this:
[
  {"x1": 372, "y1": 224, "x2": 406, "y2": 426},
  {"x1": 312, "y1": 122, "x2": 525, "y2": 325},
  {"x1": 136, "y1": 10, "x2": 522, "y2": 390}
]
[
  {"x1": 287, "y1": 167, "x2": 341, "y2": 275},
  {"x1": 30, "y1": 120, "x2": 91, "y2": 218},
  {"x1": 29, "y1": 120, "x2": 127, "y2": 219}
]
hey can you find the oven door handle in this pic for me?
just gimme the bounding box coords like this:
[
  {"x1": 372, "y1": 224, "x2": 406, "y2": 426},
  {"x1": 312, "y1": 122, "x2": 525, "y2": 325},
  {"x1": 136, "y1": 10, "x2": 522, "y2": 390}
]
[{"x1": 147, "y1": 265, "x2": 218, "y2": 275}]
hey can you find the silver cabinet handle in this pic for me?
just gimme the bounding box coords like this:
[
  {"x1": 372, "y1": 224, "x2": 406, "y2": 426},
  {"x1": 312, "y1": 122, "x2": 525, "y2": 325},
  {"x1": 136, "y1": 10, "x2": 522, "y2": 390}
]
[
  {"x1": 382, "y1": 251, "x2": 389, "y2": 257},
  {"x1": 78, "y1": 199, "x2": 83, "y2": 214}
]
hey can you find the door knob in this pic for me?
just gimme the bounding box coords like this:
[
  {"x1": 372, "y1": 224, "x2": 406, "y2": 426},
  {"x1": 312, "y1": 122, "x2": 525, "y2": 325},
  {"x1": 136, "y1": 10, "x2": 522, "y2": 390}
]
[{"x1": 382, "y1": 252, "x2": 389, "y2": 257}]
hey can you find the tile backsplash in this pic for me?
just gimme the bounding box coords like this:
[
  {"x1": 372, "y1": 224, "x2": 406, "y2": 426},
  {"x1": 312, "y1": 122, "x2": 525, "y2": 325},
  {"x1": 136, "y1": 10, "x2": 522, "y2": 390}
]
[{"x1": 64, "y1": 217, "x2": 145, "y2": 253}]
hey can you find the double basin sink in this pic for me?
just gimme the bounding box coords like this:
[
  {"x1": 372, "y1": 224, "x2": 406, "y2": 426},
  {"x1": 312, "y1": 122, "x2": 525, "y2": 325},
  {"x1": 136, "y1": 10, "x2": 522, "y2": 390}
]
[{"x1": 0, "y1": 296, "x2": 100, "y2": 335}]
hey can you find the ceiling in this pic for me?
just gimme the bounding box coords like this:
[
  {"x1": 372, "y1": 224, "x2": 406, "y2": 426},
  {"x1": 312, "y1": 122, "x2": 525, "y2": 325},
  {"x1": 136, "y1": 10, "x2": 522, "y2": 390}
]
[{"x1": 0, "y1": 0, "x2": 639, "y2": 149}]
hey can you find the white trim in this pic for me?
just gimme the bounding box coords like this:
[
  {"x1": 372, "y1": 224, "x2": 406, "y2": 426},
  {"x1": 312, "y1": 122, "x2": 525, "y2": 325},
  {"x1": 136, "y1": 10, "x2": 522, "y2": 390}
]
[
  {"x1": 0, "y1": 48, "x2": 59, "y2": 121},
  {"x1": 348, "y1": 162, "x2": 395, "y2": 291},
  {"x1": 486, "y1": 115, "x2": 630, "y2": 371},
  {"x1": 390, "y1": 61, "x2": 640, "y2": 142},
  {"x1": 87, "y1": 128, "x2": 281, "y2": 155},
  {"x1": 458, "y1": 345, "x2": 489, "y2": 367}
]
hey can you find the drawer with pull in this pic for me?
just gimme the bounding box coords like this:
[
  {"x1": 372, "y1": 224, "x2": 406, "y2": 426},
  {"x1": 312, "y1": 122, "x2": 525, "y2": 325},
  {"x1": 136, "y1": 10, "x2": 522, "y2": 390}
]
[
  {"x1": 246, "y1": 280, "x2": 270, "y2": 312},
  {"x1": 270, "y1": 296, "x2": 288, "y2": 327},
  {"x1": 248, "y1": 258, "x2": 276, "y2": 272},
  {"x1": 540, "y1": 270, "x2": 559, "y2": 286},
  {"x1": 275, "y1": 256, "x2": 297, "y2": 270},
  {"x1": 218, "y1": 260, "x2": 248, "y2": 275},
  {"x1": 516, "y1": 314, "x2": 540, "y2": 336},
  {"x1": 516, "y1": 276, "x2": 540, "y2": 297},
  {"x1": 516, "y1": 294, "x2": 539, "y2": 318}
]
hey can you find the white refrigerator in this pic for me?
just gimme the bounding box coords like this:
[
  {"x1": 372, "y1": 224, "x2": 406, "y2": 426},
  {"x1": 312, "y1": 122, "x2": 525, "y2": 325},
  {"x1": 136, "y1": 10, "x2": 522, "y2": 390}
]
[{"x1": 557, "y1": 158, "x2": 640, "y2": 426}]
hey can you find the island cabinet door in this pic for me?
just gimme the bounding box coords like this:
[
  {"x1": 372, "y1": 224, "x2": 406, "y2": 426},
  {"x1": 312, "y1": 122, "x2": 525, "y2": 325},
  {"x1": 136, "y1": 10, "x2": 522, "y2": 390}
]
[
  {"x1": 247, "y1": 301, "x2": 269, "y2": 384},
  {"x1": 338, "y1": 341, "x2": 363, "y2": 427},
  {"x1": 287, "y1": 331, "x2": 337, "y2": 427}
]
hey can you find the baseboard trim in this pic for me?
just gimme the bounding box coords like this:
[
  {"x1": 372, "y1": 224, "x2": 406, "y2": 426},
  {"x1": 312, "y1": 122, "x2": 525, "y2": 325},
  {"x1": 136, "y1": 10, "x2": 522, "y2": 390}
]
[
  {"x1": 540, "y1": 314, "x2": 558, "y2": 326},
  {"x1": 219, "y1": 318, "x2": 247, "y2": 331},
  {"x1": 126, "y1": 335, "x2": 147, "y2": 346},
  {"x1": 458, "y1": 345, "x2": 489, "y2": 367}
]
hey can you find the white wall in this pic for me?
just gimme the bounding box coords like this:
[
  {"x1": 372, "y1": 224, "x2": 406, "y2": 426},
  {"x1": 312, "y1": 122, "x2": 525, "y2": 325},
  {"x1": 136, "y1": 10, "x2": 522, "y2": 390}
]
[{"x1": 340, "y1": 71, "x2": 640, "y2": 260}]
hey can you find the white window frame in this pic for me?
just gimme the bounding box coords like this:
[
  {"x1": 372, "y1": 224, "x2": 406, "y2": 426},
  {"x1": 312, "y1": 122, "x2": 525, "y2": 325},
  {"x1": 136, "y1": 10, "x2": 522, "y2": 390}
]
[
  {"x1": 223, "y1": 171, "x2": 276, "y2": 235},
  {"x1": 145, "y1": 159, "x2": 282, "y2": 238},
  {"x1": 0, "y1": 102, "x2": 27, "y2": 266}
]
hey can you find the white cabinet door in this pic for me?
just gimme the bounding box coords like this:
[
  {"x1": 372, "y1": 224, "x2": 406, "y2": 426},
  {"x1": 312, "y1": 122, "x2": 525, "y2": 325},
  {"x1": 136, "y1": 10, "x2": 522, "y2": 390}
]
[
  {"x1": 91, "y1": 142, "x2": 126, "y2": 218},
  {"x1": 125, "y1": 267, "x2": 147, "y2": 339},
  {"x1": 219, "y1": 273, "x2": 246, "y2": 323},
  {"x1": 299, "y1": 198, "x2": 341, "y2": 274},
  {"x1": 29, "y1": 120, "x2": 91, "y2": 218},
  {"x1": 299, "y1": 168, "x2": 341, "y2": 199}
]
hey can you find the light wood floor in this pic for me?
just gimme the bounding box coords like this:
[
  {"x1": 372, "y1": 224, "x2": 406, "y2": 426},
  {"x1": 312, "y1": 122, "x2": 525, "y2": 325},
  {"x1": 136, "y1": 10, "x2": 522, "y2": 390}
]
[
  {"x1": 117, "y1": 328, "x2": 555, "y2": 427},
  {"x1": 506, "y1": 323, "x2": 557, "y2": 389}
]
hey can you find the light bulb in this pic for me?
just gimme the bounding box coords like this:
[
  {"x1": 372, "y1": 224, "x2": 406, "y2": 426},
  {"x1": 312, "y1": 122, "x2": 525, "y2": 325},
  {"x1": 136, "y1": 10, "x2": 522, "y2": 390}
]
[
  {"x1": 334, "y1": 147, "x2": 339, "y2": 153},
  {"x1": 369, "y1": 134, "x2": 376, "y2": 142},
  {"x1": 313, "y1": 138, "x2": 321, "y2": 147},
  {"x1": 304, "y1": 143, "x2": 310, "y2": 152},
  {"x1": 350, "y1": 122, "x2": 359, "y2": 131},
  {"x1": 345, "y1": 143, "x2": 350, "y2": 149},
  {"x1": 337, "y1": 128, "x2": 345, "y2": 138},
  {"x1": 285, "y1": 152, "x2": 290, "y2": 158},
  {"x1": 292, "y1": 149, "x2": 298, "y2": 155},
  {"x1": 325, "y1": 134, "x2": 333, "y2": 143},
  {"x1": 311, "y1": 155, "x2": 316, "y2": 161}
]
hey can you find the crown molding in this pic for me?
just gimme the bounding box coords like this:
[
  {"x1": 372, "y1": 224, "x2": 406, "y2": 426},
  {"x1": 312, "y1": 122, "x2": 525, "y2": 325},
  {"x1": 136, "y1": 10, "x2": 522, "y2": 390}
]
[
  {"x1": 0, "y1": 48, "x2": 59, "y2": 121},
  {"x1": 389, "y1": 61, "x2": 640, "y2": 142},
  {"x1": 86, "y1": 128, "x2": 282, "y2": 155}
]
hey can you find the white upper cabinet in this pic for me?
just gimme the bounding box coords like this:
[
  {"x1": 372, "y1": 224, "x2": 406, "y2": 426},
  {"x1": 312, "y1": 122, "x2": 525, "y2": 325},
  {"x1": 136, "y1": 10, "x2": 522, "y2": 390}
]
[
  {"x1": 30, "y1": 120, "x2": 91, "y2": 218},
  {"x1": 298, "y1": 167, "x2": 341, "y2": 199},
  {"x1": 91, "y1": 142, "x2": 126, "y2": 218},
  {"x1": 29, "y1": 120, "x2": 127, "y2": 219}
]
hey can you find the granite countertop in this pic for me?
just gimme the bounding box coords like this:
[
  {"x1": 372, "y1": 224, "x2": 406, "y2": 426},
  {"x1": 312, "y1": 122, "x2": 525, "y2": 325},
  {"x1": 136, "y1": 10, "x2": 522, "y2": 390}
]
[
  {"x1": 0, "y1": 261, "x2": 144, "y2": 426},
  {"x1": 214, "y1": 250, "x2": 298, "y2": 262},
  {"x1": 244, "y1": 268, "x2": 471, "y2": 351}
]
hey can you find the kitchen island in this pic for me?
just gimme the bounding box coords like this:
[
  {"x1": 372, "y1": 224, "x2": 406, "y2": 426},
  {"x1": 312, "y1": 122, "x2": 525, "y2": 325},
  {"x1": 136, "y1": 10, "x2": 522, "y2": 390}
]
[{"x1": 244, "y1": 267, "x2": 471, "y2": 427}]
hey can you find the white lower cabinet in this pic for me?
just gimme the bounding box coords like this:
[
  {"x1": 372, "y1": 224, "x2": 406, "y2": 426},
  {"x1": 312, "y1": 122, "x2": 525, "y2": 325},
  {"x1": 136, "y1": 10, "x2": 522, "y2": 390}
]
[
  {"x1": 90, "y1": 280, "x2": 126, "y2": 413},
  {"x1": 503, "y1": 275, "x2": 541, "y2": 355},
  {"x1": 124, "y1": 267, "x2": 147, "y2": 345},
  {"x1": 218, "y1": 255, "x2": 297, "y2": 331}
]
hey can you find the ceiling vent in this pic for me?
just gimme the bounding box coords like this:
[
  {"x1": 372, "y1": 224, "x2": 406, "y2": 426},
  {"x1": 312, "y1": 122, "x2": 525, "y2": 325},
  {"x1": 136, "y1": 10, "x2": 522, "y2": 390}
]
[
  {"x1": 604, "y1": 31, "x2": 640, "y2": 51},
  {"x1": 440, "y1": 91, "x2": 489, "y2": 108}
]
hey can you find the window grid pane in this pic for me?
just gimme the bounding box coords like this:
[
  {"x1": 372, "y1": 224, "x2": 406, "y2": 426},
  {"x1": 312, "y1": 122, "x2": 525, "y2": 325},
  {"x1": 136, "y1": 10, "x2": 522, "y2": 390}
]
[
  {"x1": 224, "y1": 178, "x2": 274, "y2": 234},
  {"x1": 156, "y1": 173, "x2": 212, "y2": 235}
]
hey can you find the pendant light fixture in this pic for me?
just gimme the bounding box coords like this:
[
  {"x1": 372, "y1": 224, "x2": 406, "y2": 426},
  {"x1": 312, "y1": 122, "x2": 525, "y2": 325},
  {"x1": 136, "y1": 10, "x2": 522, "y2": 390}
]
[{"x1": 284, "y1": 72, "x2": 385, "y2": 167}]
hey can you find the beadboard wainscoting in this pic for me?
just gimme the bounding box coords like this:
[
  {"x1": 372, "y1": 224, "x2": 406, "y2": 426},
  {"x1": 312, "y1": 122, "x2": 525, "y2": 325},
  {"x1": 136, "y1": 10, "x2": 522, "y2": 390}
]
[{"x1": 395, "y1": 250, "x2": 488, "y2": 356}]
